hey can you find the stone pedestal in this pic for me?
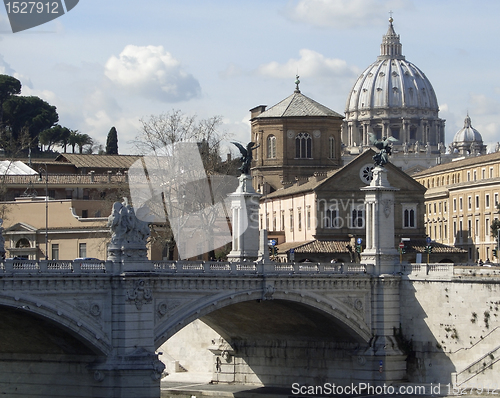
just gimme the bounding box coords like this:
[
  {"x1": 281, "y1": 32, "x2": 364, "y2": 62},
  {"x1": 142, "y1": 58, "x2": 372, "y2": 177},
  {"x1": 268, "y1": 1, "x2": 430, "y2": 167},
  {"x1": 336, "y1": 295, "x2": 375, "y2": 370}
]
[
  {"x1": 361, "y1": 166, "x2": 400, "y2": 276},
  {"x1": 227, "y1": 174, "x2": 261, "y2": 262}
]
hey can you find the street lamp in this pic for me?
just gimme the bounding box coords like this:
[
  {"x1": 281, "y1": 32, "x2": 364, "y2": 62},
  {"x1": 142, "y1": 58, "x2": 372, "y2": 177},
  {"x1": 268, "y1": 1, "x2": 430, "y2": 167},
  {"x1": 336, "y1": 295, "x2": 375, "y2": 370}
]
[{"x1": 38, "y1": 165, "x2": 48, "y2": 260}]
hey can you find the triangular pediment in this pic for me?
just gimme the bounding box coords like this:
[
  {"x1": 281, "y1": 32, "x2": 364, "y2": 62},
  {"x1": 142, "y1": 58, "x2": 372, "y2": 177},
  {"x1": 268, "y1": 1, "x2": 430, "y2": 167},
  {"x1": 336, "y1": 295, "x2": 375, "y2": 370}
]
[
  {"x1": 4, "y1": 222, "x2": 38, "y2": 233},
  {"x1": 316, "y1": 150, "x2": 426, "y2": 193}
]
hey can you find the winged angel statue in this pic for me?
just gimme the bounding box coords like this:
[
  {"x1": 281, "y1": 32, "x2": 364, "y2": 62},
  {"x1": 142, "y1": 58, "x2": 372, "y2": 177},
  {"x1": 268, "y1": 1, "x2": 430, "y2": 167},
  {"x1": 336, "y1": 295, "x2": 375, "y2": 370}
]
[
  {"x1": 368, "y1": 133, "x2": 398, "y2": 167},
  {"x1": 232, "y1": 142, "x2": 260, "y2": 175}
]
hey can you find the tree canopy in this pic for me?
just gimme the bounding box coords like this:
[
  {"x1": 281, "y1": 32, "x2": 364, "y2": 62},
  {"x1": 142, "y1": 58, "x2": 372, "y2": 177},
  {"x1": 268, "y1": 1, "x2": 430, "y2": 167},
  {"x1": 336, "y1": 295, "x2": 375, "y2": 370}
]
[{"x1": 106, "y1": 126, "x2": 118, "y2": 155}]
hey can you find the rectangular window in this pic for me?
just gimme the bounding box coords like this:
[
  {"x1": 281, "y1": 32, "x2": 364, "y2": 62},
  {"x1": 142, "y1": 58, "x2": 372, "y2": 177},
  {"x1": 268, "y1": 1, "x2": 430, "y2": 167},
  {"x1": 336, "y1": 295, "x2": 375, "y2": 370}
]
[
  {"x1": 473, "y1": 171, "x2": 477, "y2": 181},
  {"x1": 468, "y1": 196, "x2": 472, "y2": 210},
  {"x1": 273, "y1": 211, "x2": 277, "y2": 231},
  {"x1": 468, "y1": 219, "x2": 472, "y2": 237},
  {"x1": 78, "y1": 243, "x2": 87, "y2": 258},
  {"x1": 459, "y1": 220, "x2": 463, "y2": 238},
  {"x1": 281, "y1": 210, "x2": 285, "y2": 231},
  {"x1": 482, "y1": 168, "x2": 486, "y2": 179},
  {"x1": 289, "y1": 210, "x2": 294, "y2": 232},
  {"x1": 298, "y1": 209, "x2": 302, "y2": 231},
  {"x1": 495, "y1": 193, "x2": 499, "y2": 206},
  {"x1": 444, "y1": 201, "x2": 447, "y2": 213},
  {"x1": 467, "y1": 171, "x2": 470, "y2": 181},
  {"x1": 82, "y1": 210, "x2": 88, "y2": 218},
  {"x1": 306, "y1": 206, "x2": 311, "y2": 230},
  {"x1": 453, "y1": 198, "x2": 457, "y2": 212},
  {"x1": 51, "y1": 244, "x2": 59, "y2": 260},
  {"x1": 475, "y1": 219, "x2": 479, "y2": 236},
  {"x1": 490, "y1": 167, "x2": 494, "y2": 178},
  {"x1": 486, "y1": 194, "x2": 490, "y2": 208},
  {"x1": 486, "y1": 218, "x2": 490, "y2": 241},
  {"x1": 324, "y1": 207, "x2": 339, "y2": 229},
  {"x1": 444, "y1": 224, "x2": 447, "y2": 239},
  {"x1": 476, "y1": 195, "x2": 480, "y2": 209},
  {"x1": 403, "y1": 204, "x2": 417, "y2": 229},
  {"x1": 459, "y1": 197, "x2": 463, "y2": 211},
  {"x1": 351, "y1": 207, "x2": 364, "y2": 228}
]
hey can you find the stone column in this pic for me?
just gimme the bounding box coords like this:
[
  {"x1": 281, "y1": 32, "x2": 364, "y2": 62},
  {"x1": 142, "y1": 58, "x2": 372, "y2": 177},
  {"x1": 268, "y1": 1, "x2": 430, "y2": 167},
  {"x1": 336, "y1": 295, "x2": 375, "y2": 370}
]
[
  {"x1": 227, "y1": 174, "x2": 262, "y2": 262},
  {"x1": 360, "y1": 166, "x2": 406, "y2": 384},
  {"x1": 361, "y1": 166, "x2": 400, "y2": 276}
]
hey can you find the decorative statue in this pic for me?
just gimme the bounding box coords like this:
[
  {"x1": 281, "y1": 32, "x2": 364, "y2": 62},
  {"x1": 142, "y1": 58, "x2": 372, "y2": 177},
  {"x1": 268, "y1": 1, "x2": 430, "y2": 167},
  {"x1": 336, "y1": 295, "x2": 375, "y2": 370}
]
[
  {"x1": 107, "y1": 198, "x2": 150, "y2": 247},
  {"x1": 232, "y1": 142, "x2": 260, "y2": 175},
  {"x1": 414, "y1": 140, "x2": 420, "y2": 154},
  {"x1": 368, "y1": 133, "x2": 398, "y2": 167},
  {"x1": 402, "y1": 141, "x2": 409, "y2": 154},
  {"x1": 438, "y1": 142, "x2": 446, "y2": 154}
]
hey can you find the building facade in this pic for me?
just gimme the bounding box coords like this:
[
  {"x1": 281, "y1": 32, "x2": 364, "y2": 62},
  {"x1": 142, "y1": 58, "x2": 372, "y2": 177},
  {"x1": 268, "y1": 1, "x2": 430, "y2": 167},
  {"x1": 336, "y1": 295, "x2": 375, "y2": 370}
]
[{"x1": 413, "y1": 151, "x2": 500, "y2": 263}]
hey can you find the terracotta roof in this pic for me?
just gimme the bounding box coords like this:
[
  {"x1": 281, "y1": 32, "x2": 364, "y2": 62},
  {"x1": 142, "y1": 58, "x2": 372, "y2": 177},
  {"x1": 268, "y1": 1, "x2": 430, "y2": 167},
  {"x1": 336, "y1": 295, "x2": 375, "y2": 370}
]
[
  {"x1": 276, "y1": 239, "x2": 465, "y2": 254},
  {"x1": 264, "y1": 168, "x2": 340, "y2": 199},
  {"x1": 256, "y1": 92, "x2": 343, "y2": 119},
  {"x1": 413, "y1": 151, "x2": 500, "y2": 177},
  {"x1": 54, "y1": 154, "x2": 142, "y2": 169},
  {"x1": 407, "y1": 239, "x2": 467, "y2": 254},
  {"x1": 293, "y1": 240, "x2": 351, "y2": 253}
]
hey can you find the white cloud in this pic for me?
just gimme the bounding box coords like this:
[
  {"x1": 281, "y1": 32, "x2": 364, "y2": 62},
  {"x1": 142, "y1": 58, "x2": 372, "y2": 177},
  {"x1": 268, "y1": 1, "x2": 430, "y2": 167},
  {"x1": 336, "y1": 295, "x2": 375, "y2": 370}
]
[
  {"x1": 257, "y1": 49, "x2": 358, "y2": 81},
  {"x1": 104, "y1": 45, "x2": 201, "y2": 103},
  {"x1": 285, "y1": 0, "x2": 411, "y2": 29}
]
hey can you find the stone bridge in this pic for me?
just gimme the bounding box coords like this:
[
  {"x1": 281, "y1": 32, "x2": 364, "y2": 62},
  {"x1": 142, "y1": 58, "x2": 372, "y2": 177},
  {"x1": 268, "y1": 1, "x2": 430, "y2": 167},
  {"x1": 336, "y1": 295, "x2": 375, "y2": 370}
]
[{"x1": 0, "y1": 257, "x2": 410, "y2": 397}]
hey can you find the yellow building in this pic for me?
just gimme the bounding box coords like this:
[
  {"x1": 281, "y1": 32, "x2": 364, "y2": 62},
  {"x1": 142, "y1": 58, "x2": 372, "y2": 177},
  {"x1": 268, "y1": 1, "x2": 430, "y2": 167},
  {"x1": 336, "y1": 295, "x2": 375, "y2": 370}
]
[
  {"x1": 3, "y1": 197, "x2": 109, "y2": 260},
  {"x1": 413, "y1": 151, "x2": 500, "y2": 263}
]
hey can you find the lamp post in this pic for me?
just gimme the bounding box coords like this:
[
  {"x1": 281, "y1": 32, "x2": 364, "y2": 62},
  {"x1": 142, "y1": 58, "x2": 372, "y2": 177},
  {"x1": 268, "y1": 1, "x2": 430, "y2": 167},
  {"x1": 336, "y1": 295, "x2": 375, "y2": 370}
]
[{"x1": 38, "y1": 166, "x2": 48, "y2": 260}]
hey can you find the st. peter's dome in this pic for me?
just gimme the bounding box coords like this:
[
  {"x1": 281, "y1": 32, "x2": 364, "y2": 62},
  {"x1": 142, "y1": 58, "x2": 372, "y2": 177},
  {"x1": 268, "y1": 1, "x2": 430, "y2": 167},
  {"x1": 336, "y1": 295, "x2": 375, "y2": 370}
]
[{"x1": 342, "y1": 18, "x2": 445, "y2": 151}]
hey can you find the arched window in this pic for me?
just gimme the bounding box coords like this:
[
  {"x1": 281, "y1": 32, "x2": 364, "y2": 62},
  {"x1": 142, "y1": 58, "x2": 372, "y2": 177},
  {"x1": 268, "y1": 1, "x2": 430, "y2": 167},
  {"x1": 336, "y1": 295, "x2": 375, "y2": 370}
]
[
  {"x1": 295, "y1": 132, "x2": 312, "y2": 159},
  {"x1": 16, "y1": 238, "x2": 30, "y2": 248},
  {"x1": 328, "y1": 136, "x2": 335, "y2": 158},
  {"x1": 267, "y1": 135, "x2": 276, "y2": 159}
]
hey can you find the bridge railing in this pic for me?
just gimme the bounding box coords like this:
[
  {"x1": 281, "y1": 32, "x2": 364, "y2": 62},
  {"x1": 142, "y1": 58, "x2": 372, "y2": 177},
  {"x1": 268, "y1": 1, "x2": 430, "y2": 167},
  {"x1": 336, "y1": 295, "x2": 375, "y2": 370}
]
[
  {"x1": 1, "y1": 259, "x2": 111, "y2": 274},
  {"x1": 0, "y1": 259, "x2": 372, "y2": 276},
  {"x1": 402, "y1": 263, "x2": 454, "y2": 278},
  {"x1": 152, "y1": 261, "x2": 371, "y2": 275}
]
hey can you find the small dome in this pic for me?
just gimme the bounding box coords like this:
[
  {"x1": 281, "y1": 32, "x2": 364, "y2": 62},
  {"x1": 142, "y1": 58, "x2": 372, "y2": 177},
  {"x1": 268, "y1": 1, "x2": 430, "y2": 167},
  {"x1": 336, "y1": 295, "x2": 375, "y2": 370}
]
[{"x1": 453, "y1": 115, "x2": 483, "y2": 143}]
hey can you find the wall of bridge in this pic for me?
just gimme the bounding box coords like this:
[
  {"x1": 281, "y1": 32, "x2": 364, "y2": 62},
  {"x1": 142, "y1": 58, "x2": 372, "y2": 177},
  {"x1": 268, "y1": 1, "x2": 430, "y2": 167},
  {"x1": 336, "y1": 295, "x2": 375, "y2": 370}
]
[{"x1": 400, "y1": 265, "x2": 500, "y2": 388}]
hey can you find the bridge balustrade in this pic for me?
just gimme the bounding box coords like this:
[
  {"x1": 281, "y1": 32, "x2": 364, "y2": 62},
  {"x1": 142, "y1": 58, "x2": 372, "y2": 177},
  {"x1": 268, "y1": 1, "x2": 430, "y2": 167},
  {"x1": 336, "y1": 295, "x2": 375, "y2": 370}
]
[
  {"x1": 1, "y1": 259, "x2": 373, "y2": 276},
  {"x1": 1, "y1": 259, "x2": 110, "y2": 274}
]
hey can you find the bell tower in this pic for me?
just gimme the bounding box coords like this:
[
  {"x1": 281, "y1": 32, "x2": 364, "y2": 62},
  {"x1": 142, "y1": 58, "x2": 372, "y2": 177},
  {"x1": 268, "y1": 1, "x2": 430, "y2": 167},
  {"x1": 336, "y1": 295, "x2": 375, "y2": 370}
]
[{"x1": 250, "y1": 77, "x2": 344, "y2": 194}]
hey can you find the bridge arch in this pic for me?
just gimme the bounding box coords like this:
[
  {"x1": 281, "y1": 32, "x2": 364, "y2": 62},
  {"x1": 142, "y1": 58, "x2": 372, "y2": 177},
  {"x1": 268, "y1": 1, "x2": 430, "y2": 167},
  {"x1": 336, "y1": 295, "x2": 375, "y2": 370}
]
[
  {"x1": 154, "y1": 288, "x2": 371, "y2": 349},
  {"x1": 0, "y1": 294, "x2": 110, "y2": 356}
]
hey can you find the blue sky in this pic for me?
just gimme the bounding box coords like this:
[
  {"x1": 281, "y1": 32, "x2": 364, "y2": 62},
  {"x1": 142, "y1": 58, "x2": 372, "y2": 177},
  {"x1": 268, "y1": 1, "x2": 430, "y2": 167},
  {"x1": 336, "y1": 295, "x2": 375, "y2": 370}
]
[{"x1": 0, "y1": 0, "x2": 498, "y2": 154}]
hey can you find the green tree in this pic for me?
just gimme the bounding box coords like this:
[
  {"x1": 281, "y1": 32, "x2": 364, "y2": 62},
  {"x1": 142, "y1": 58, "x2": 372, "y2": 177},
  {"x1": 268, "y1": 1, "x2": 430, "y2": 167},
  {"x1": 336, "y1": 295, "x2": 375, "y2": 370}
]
[
  {"x1": 3, "y1": 95, "x2": 58, "y2": 150},
  {"x1": 68, "y1": 129, "x2": 79, "y2": 153},
  {"x1": 75, "y1": 133, "x2": 93, "y2": 154},
  {"x1": 0, "y1": 75, "x2": 21, "y2": 127},
  {"x1": 39, "y1": 124, "x2": 70, "y2": 152},
  {"x1": 105, "y1": 126, "x2": 118, "y2": 155}
]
